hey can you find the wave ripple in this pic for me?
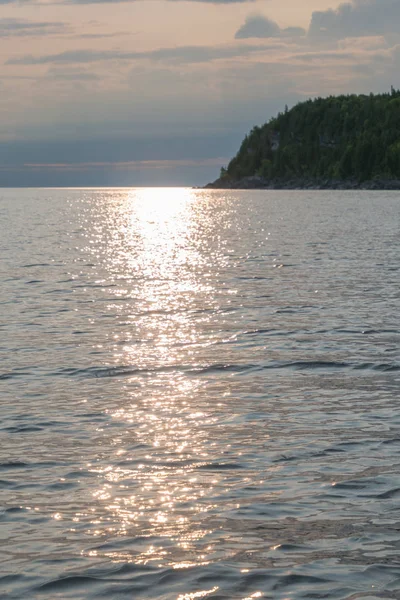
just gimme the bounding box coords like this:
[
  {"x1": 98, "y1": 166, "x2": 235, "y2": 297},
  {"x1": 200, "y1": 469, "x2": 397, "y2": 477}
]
[{"x1": 1, "y1": 188, "x2": 400, "y2": 600}]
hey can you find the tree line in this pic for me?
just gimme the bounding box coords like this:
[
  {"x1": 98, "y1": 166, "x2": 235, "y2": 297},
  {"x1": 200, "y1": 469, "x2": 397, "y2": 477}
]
[{"x1": 222, "y1": 89, "x2": 400, "y2": 183}]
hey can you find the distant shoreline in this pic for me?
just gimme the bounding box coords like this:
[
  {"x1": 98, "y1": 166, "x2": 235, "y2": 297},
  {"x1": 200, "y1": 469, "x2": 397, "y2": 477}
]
[{"x1": 204, "y1": 176, "x2": 400, "y2": 191}]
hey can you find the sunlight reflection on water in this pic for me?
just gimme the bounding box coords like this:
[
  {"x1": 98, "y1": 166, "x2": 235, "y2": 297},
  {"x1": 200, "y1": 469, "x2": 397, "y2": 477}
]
[
  {"x1": 83, "y1": 188, "x2": 236, "y2": 570},
  {"x1": 2, "y1": 188, "x2": 400, "y2": 600}
]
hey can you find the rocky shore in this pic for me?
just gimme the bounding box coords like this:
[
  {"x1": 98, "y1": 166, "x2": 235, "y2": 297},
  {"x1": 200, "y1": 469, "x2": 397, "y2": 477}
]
[{"x1": 204, "y1": 175, "x2": 400, "y2": 190}]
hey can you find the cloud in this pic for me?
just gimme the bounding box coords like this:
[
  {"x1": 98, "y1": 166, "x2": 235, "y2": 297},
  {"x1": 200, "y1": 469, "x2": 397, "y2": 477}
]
[
  {"x1": 309, "y1": 0, "x2": 400, "y2": 40},
  {"x1": 46, "y1": 66, "x2": 100, "y2": 80},
  {"x1": 75, "y1": 31, "x2": 132, "y2": 39},
  {"x1": 235, "y1": 15, "x2": 280, "y2": 39},
  {"x1": 0, "y1": 18, "x2": 128, "y2": 41},
  {"x1": 235, "y1": 2, "x2": 400, "y2": 46},
  {"x1": 0, "y1": 131, "x2": 241, "y2": 186},
  {"x1": 0, "y1": 19, "x2": 69, "y2": 36},
  {"x1": 6, "y1": 42, "x2": 284, "y2": 66},
  {"x1": 292, "y1": 50, "x2": 358, "y2": 63},
  {"x1": 1, "y1": 157, "x2": 227, "y2": 172},
  {"x1": 233, "y1": 0, "x2": 400, "y2": 44},
  {"x1": 1, "y1": 0, "x2": 255, "y2": 3},
  {"x1": 68, "y1": 0, "x2": 255, "y2": 3},
  {"x1": 235, "y1": 14, "x2": 306, "y2": 39},
  {"x1": 283, "y1": 27, "x2": 307, "y2": 38},
  {"x1": 169, "y1": 0, "x2": 255, "y2": 2}
]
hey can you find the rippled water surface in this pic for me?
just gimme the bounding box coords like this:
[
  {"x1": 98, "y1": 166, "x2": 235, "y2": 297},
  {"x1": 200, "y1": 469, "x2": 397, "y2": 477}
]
[{"x1": 1, "y1": 188, "x2": 400, "y2": 600}]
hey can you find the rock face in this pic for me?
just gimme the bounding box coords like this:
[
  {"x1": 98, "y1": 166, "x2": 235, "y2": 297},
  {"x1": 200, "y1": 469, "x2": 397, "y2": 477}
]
[{"x1": 204, "y1": 176, "x2": 400, "y2": 190}]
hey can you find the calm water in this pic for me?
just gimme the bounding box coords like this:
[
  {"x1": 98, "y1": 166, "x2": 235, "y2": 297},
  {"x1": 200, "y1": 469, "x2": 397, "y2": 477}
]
[{"x1": 1, "y1": 188, "x2": 400, "y2": 600}]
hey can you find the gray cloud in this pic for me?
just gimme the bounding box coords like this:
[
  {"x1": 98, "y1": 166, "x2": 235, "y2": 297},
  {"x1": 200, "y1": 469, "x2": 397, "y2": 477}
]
[
  {"x1": 67, "y1": 0, "x2": 254, "y2": 3},
  {"x1": 235, "y1": 15, "x2": 280, "y2": 39},
  {"x1": 7, "y1": 42, "x2": 284, "y2": 66},
  {"x1": 0, "y1": 0, "x2": 253, "y2": 6},
  {"x1": 0, "y1": 132, "x2": 241, "y2": 186},
  {"x1": 283, "y1": 27, "x2": 307, "y2": 38},
  {"x1": 0, "y1": 18, "x2": 69, "y2": 37},
  {"x1": 309, "y1": 0, "x2": 400, "y2": 40},
  {"x1": 1, "y1": 0, "x2": 255, "y2": 3},
  {"x1": 46, "y1": 66, "x2": 100, "y2": 80},
  {"x1": 292, "y1": 50, "x2": 358, "y2": 62},
  {"x1": 180, "y1": 0, "x2": 255, "y2": 1},
  {"x1": 235, "y1": 1, "x2": 400, "y2": 44},
  {"x1": 235, "y1": 14, "x2": 306, "y2": 39},
  {"x1": 76, "y1": 31, "x2": 132, "y2": 38}
]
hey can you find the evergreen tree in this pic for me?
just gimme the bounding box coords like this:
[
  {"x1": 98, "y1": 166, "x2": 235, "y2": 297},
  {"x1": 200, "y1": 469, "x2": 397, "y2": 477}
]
[{"x1": 224, "y1": 91, "x2": 400, "y2": 182}]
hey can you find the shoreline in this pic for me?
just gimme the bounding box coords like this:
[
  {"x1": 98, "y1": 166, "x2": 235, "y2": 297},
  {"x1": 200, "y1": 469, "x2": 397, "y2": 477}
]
[{"x1": 204, "y1": 176, "x2": 400, "y2": 191}]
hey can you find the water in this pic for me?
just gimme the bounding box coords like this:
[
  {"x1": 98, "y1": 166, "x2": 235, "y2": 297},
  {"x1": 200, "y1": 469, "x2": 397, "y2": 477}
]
[{"x1": 1, "y1": 188, "x2": 400, "y2": 600}]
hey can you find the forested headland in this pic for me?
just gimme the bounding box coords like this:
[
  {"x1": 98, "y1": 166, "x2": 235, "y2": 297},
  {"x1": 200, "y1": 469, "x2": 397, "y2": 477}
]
[{"x1": 206, "y1": 90, "x2": 400, "y2": 189}]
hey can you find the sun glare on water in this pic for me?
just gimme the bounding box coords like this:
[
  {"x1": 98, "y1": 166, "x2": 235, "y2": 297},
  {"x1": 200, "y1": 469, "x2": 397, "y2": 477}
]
[{"x1": 78, "y1": 187, "x2": 240, "y2": 579}]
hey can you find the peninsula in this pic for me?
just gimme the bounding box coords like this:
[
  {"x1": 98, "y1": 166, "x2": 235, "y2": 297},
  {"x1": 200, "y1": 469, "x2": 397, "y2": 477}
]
[{"x1": 206, "y1": 90, "x2": 400, "y2": 190}]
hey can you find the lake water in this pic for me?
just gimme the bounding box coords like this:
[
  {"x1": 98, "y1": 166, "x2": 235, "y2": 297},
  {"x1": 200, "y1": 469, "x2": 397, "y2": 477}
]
[{"x1": 1, "y1": 188, "x2": 400, "y2": 600}]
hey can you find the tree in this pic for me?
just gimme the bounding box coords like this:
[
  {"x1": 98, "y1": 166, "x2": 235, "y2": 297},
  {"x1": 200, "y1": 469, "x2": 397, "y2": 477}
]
[{"x1": 225, "y1": 92, "x2": 400, "y2": 182}]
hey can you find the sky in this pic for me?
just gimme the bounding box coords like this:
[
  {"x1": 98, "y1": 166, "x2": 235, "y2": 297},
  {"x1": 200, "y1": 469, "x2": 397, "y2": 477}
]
[{"x1": 1, "y1": 0, "x2": 400, "y2": 186}]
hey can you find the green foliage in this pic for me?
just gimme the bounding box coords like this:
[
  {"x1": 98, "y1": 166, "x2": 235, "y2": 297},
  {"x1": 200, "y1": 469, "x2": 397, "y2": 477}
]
[{"x1": 225, "y1": 90, "x2": 400, "y2": 182}]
